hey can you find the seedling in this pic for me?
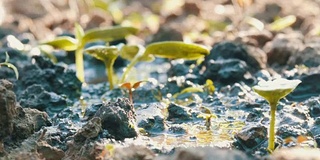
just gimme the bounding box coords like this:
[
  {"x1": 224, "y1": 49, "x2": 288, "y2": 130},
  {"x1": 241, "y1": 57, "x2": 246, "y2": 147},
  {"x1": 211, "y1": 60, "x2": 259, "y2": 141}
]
[
  {"x1": 253, "y1": 78, "x2": 301, "y2": 152},
  {"x1": 197, "y1": 106, "x2": 217, "y2": 130},
  {"x1": 0, "y1": 52, "x2": 19, "y2": 79},
  {"x1": 119, "y1": 44, "x2": 154, "y2": 83},
  {"x1": 120, "y1": 41, "x2": 210, "y2": 82},
  {"x1": 85, "y1": 45, "x2": 118, "y2": 89},
  {"x1": 42, "y1": 24, "x2": 138, "y2": 82},
  {"x1": 119, "y1": 81, "x2": 145, "y2": 104}
]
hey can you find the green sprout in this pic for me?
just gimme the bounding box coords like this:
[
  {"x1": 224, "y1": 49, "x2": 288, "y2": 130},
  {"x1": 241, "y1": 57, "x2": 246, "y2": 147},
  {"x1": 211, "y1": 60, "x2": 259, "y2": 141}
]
[
  {"x1": 85, "y1": 45, "x2": 118, "y2": 89},
  {"x1": 118, "y1": 44, "x2": 154, "y2": 83},
  {"x1": 0, "y1": 52, "x2": 19, "y2": 79},
  {"x1": 42, "y1": 24, "x2": 138, "y2": 82},
  {"x1": 85, "y1": 44, "x2": 147, "y2": 90},
  {"x1": 253, "y1": 78, "x2": 301, "y2": 152},
  {"x1": 120, "y1": 41, "x2": 210, "y2": 83},
  {"x1": 197, "y1": 106, "x2": 217, "y2": 130},
  {"x1": 119, "y1": 81, "x2": 145, "y2": 104}
]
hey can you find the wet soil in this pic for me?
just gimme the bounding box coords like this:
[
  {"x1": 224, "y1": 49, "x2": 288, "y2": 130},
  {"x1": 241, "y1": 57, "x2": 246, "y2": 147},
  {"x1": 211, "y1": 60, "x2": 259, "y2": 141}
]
[{"x1": 1, "y1": 0, "x2": 320, "y2": 160}]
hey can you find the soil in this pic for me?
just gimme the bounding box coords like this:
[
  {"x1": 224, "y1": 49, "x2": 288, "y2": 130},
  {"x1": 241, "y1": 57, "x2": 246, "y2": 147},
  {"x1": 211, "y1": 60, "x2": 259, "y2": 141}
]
[{"x1": 1, "y1": 0, "x2": 320, "y2": 160}]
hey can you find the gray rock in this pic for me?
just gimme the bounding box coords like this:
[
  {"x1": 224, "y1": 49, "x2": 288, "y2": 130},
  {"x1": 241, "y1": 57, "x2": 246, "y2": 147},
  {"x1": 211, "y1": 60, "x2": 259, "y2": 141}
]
[
  {"x1": 133, "y1": 82, "x2": 161, "y2": 103},
  {"x1": 74, "y1": 117, "x2": 102, "y2": 142},
  {"x1": 167, "y1": 103, "x2": 192, "y2": 121},
  {"x1": 307, "y1": 97, "x2": 320, "y2": 118},
  {"x1": 288, "y1": 46, "x2": 320, "y2": 67},
  {"x1": 206, "y1": 41, "x2": 267, "y2": 70},
  {"x1": 287, "y1": 74, "x2": 320, "y2": 101},
  {"x1": 94, "y1": 98, "x2": 138, "y2": 140},
  {"x1": 19, "y1": 84, "x2": 69, "y2": 116},
  {"x1": 234, "y1": 125, "x2": 267, "y2": 150},
  {"x1": 264, "y1": 33, "x2": 303, "y2": 65},
  {"x1": 276, "y1": 124, "x2": 308, "y2": 138},
  {"x1": 137, "y1": 103, "x2": 166, "y2": 132},
  {"x1": 0, "y1": 79, "x2": 50, "y2": 147},
  {"x1": 203, "y1": 59, "x2": 248, "y2": 84}
]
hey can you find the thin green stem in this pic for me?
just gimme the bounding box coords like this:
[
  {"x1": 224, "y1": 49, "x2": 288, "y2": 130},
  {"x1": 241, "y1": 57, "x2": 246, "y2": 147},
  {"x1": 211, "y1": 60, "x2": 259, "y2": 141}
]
[
  {"x1": 268, "y1": 101, "x2": 278, "y2": 153},
  {"x1": 105, "y1": 59, "x2": 116, "y2": 90},
  {"x1": 75, "y1": 46, "x2": 85, "y2": 82},
  {"x1": 120, "y1": 56, "x2": 140, "y2": 83}
]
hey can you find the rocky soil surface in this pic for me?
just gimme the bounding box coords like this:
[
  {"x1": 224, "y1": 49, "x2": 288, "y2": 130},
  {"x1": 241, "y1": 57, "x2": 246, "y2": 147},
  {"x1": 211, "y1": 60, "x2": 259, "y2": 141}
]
[{"x1": 1, "y1": 0, "x2": 320, "y2": 160}]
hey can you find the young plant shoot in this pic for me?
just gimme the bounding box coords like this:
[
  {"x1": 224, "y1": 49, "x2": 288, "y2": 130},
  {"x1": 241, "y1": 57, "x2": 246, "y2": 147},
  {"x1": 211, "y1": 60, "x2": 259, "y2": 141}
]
[
  {"x1": 85, "y1": 45, "x2": 118, "y2": 90},
  {"x1": 120, "y1": 41, "x2": 210, "y2": 83},
  {"x1": 42, "y1": 24, "x2": 138, "y2": 82},
  {"x1": 0, "y1": 52, "x2": 19, "y2": 79},
  {"x1": 198, "y1": 106, "x2": 217, "y2": 130},
  {"x1": 253, "y1": 78, "x2": 301, "y2": 152},
  {"x1": 120, "y1": 81, "x2": 145, "y2": 104}
]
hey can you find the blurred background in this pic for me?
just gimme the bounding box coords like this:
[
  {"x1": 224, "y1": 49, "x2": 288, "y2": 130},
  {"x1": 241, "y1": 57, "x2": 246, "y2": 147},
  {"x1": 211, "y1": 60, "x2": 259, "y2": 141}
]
[{"x1": 1, "y1": 0, "x2": 320, "y2": 46}]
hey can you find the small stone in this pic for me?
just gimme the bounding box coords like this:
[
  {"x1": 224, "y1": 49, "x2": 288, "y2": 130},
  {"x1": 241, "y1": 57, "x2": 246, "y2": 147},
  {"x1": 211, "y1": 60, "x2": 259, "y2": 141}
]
[
  {"x1": 167, "y1": 103, "x2": 192, "y2": 121},
  {"x1": 276, "y1": 124, "x2": 308, "y2": 138},
  {"x1": 235, "y1": 125, "x2": 267, "y2": 149},
  {"x1": 19, "y1": 84, "x2": 68, "y2": 115},
  {"x1": 288, "y1": 46, "x2": 320, "y2": 67},
  {"x1": 287, "y1": 75, "x2": 320, "y2": 102},
  {"x1": 168, "y1": 125, "x2": 186, "y2": 135},
  {"x1": 74, "y1": 117, "x2": 102, "y2": 142},
  {"x1": 203, "y1": 59, "x2": 248, "y2": 84},
  {"x1": 37, "y1": 141, "x2": 65, "y2": 160},
  {"x1": 94, "y1": 98, "x2": 137, "y2": 140},
  {"x1": 206, "y1": 41, "x2": 267, "y2": 70},
  {"x1": 0, "y1": 79, "x2": 50, "y2": 142},
  {"x1": 264, "y1": 33, "x2": 303, "y2": 65}
]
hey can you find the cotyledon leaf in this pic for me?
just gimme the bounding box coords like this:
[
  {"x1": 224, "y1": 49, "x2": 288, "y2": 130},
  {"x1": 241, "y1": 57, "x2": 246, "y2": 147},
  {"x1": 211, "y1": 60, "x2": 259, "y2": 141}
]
[
  {"x1": 120, "y1": 45, "x2": 154, "y2": 62},
  {"x1": 144, "y1": 41, "x2": 209, "y2": 60},
  {"x1": 85, "y1": 45, "x2": 118, "y2": 62},
  {"x1": 82, "y1": 26, "x2": 138, "y2": 44},
  {"x1": 74, "y1": 23, "x2": 85, "y2": 40},
  {"x1": 42, "y1": 36, "x2": 78, "y2": 51},
  {"x1": 269, "y1": 15, "x2": 296, "y2": 31}
]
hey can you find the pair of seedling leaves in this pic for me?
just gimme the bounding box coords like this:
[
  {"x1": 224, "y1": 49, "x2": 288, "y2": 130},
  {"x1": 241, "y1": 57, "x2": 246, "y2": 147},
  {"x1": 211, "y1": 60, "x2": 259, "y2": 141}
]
[{"x1": 42, "y1": 24, "x2": 210, "y2": 90}]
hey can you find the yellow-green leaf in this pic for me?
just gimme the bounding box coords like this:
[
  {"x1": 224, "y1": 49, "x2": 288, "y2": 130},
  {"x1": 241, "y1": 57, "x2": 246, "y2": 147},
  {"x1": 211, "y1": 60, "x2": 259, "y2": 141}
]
[
  {"x1": 173, "y1": 86, "x2": 204, "y2": 98},
  {"x1": 85, "y1": 45, "x2": 118, "y2": 62},
  {"x1": 269, "y1": 15, "x2": 296, "y2": 31},
  {"x1": 245, "y1": 17, "x2": 264, "y2": 31},
  {"x1": 119, "y1": 45, "x2": 139, "y2": 60},
  {"x1": 4, "y1": 63, "x2": 19, "y2": 80},
  {"x1": 42, "y1": 36, "x2": 78, "y2": 51},
  {"x1": 253, "y1": 78, "x2": 301, "y2": 103},
  {"x1": 92, "y1": 0, "x2": 109, "y2": 10},
  {"x1": 144, "y1": 41, "x2": 209, "y2": 60},
  {"x1": 82, "y1": 26, "x2": 138, "y2": 44},
  {"x1": 204, "y1": 79, "x2": 215, "y2": 95},
  {"x1": 120, "y1": 45, "x2": 154, "y2": 62},
  {"x1": 74, "y1": 23, "x2": 84, "y2": 40}
]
